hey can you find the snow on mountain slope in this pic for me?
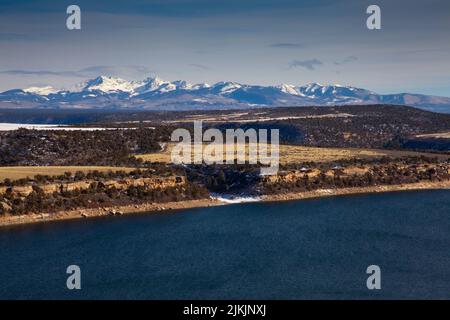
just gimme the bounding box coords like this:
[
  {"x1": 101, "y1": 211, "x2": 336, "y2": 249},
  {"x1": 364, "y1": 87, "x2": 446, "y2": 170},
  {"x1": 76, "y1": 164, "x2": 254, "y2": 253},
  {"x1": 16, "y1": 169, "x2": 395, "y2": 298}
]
[
  {"x1": 210, "y1": 82, "x2": 243, "y2": 94},
  {"x1": 1, "y1": 75, "x2": 450, "y2": 112},
  {"x1": 75, "y1": 76, "x2": 137, "y2": 93},
  {"x1": 23, "y1": 86, "x2": 58, "y2": 95},
  {"x1": 132, "y1": 77, "x2": 170, "y2": 95},
  {"x1": 278, "y1": 84, "x2": 303, "y2": 96}
]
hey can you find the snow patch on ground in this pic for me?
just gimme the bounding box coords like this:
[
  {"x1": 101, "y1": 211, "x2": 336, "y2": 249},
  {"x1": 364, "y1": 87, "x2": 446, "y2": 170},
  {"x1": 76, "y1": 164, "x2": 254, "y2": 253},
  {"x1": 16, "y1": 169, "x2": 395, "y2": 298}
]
[{"x1": 0, "y1": 123, "x2": 134, "y2": 131}]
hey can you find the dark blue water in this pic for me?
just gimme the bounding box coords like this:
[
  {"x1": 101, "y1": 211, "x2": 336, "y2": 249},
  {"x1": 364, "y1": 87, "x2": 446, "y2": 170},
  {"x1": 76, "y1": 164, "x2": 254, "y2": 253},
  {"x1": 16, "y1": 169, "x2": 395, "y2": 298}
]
[{"x1": 1, "y1": 190, "x2": 450, "y2": 300}]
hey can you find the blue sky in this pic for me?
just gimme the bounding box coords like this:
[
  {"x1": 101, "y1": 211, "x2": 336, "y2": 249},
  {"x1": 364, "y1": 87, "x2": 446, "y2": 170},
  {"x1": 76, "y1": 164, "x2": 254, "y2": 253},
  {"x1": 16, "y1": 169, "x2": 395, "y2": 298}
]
[{"x1": 0, "y1": 0, "x2": 449, "y2": 96}]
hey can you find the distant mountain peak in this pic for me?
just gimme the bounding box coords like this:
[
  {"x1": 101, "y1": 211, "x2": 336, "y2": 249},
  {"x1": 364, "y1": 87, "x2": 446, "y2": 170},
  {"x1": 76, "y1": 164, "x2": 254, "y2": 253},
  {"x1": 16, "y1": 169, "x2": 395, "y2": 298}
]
[
  {"x1": 23, "y1": 86, "x2": 58, "y2": 96},
  {"x1": 72, "y1": 75, "x2": 135, "y2": 94},
  {"x1": 212, "y1": 81, "x2": 243, "y2": 94},
  {"x1": 278, "y1": 84, "x2": 303, "y2": 96},
  {"x1": 1, "y1": 75, "x2": 449, "y2": 113}
]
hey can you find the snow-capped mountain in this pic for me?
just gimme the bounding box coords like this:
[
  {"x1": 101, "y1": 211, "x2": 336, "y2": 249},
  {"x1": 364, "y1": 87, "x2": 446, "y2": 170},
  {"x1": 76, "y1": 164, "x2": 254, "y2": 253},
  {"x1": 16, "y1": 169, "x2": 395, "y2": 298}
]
[
  {"x1": 74, "y1": 76, "x2": 137, "y2": 94},
  {"x1": 1, "y1": 76, "x2": 450, "y2": 113},
  {"x1": 23, "y1": 86, "x2": 58, "y2": 95}
]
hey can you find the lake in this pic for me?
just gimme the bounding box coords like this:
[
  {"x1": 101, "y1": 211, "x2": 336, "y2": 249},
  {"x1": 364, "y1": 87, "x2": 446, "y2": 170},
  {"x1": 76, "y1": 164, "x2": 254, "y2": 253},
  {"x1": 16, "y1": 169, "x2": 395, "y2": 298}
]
[{"x1": 1, "y1": 190, "x2": 449, "y2": 299}]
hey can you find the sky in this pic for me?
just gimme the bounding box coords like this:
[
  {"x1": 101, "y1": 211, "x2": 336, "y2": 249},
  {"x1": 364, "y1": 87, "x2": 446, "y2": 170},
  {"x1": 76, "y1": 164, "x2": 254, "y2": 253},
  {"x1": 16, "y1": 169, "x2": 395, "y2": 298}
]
[{"x1": 0, "y1": 0, "x2": 449, "y2": 96}]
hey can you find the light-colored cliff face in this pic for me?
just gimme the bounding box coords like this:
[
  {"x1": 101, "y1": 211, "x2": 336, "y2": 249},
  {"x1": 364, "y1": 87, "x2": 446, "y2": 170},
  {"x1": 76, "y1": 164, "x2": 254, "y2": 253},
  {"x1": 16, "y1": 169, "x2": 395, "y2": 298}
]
[
  {"x1": 0, "y1": 185, "x2": 34, "y2": 196},
  {"x1": 0, "y1": 176, "x2": 186, "y2": 197},
  {"x1": 262, "y1": 164, "x2": 450, "y2": 185},
  {"x1": 262, "y1": 169, "x2": 331, "y2": 184},
  {"x1": 262, "y1": 171, "x2": 308, "y2": 184}
]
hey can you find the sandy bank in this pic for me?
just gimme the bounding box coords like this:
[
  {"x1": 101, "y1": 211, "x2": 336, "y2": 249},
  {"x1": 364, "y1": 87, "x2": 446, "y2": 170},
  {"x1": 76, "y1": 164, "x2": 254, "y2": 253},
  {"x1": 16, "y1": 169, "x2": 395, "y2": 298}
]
[{"x1": 262, "y1": 180, "x2": 450, "y2": 203}]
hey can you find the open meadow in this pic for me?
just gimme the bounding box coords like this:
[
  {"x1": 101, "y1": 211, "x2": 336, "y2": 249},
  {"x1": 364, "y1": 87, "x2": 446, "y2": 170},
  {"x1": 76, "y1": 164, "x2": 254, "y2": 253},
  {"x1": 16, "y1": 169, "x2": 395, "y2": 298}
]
[
  {"x1": 0, "y1": 166, "x2": 136, "y2": 181},
  {"x1": 136, "y1": 143, "x2": 449, "y2": 165}
]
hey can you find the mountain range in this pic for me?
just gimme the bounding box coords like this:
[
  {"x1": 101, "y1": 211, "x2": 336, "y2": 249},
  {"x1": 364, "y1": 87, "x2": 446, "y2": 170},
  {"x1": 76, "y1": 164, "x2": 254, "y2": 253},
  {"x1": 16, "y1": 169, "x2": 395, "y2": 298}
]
[{"x1": 1, "y1": 76, "x2": 450, "y2": 113}]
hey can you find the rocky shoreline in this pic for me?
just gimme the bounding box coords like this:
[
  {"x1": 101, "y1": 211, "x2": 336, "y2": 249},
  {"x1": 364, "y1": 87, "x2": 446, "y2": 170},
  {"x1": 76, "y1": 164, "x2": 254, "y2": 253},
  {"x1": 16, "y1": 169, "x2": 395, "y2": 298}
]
[
  {"x1": 0, "y1": 198, "x2": 224, "y2": 227},
  {"x1": 261, "y1": 180, "x2": 450, "y2": 203},
  {"x1": 1, "y1": 180, "x2": 450, "y2": 228}
]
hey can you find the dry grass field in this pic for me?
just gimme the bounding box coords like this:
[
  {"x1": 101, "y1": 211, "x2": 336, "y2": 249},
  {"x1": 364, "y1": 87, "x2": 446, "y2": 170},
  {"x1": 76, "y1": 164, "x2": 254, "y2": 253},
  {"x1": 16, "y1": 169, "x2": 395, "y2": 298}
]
[
  {"x1": 0, "y1": 166, "x2": 136, "y2": 181},
  {"x1": 136, "y1": 143, "x2": 448, "y2": 165},
  {"x1": 3, "y1": 145, "x2": 444, "y2": 180}
]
